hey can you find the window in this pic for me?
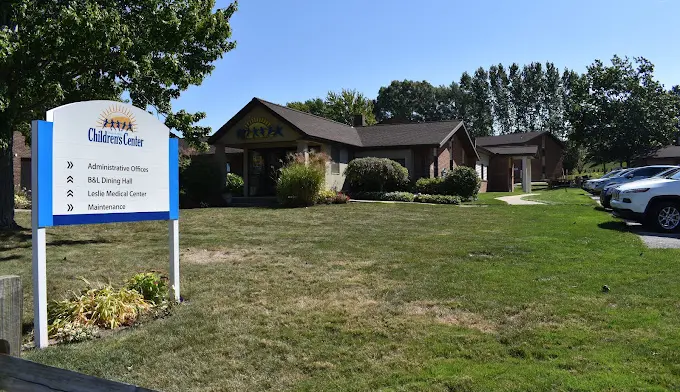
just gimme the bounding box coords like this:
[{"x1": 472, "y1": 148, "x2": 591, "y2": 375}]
[{"x1": 330, "y1": 145, "x2": 340, "y2": 174}]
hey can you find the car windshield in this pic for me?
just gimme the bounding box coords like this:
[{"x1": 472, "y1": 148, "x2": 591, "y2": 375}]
[
  {"x1": 655, "y1": 167, "x2": 680, "y2": 178},
  {"x1": 600, "y1": 170, "x2": 622, "y2": 179},
  {"x1": 611, "y1": 169, "x2": 631, "y2": 178},
  {"x1": 669, "y1": 170, "x2": 680, "y2": 180}
]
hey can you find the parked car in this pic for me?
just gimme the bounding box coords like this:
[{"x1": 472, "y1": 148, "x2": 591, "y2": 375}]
[
  {"x1": 589, "y1": 169, "x2": 633, "y2": 195},
  {"x1": 583, "y1": 170, "x2": 624, "y2": 193},
  {"x1": 599, "y1": 166, "x2": 680, "y2": 209},
  {"x1": 610, "y1": 168, "x2": 680, "y2": 232}
]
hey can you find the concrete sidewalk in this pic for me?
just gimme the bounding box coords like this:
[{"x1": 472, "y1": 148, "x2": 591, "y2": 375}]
[{"x1": 496, "y1": 194, "x2": 545, "y2": 205}]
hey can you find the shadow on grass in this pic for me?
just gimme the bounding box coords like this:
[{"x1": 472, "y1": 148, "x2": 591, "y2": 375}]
[
  {"x1": 598, "y1": 221, "x2": 630, "y2": 233},
  {"x1": 0, "y1": 254, "x2": 22, "y2": 262},
  {"x1": 47, "y1": 239, "x2": 111, "y2": 247}
]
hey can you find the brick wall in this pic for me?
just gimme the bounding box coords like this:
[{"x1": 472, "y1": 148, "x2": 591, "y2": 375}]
[{"x1": 12, "y1": 131, "x2": 31, "y2": 190}]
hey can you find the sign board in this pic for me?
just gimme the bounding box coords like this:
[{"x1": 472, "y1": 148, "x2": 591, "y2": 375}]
[
  {"x1": 31, "y1": 101, "x2": 180, "y2": 348},
  {"x1": 35, "y1": 101, "x2": 178, "y2": 226}
]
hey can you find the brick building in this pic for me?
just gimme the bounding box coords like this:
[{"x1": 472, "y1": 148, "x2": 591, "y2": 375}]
[
  {"x1": 207, "y1": 97, "x2": 479, "y2": 196},
  {"x1": 476, "y1": 131, "x2": 565, "y2": 183},
  {"x1": 12, "y1": 131, "x2": 31, "y2": 191}
]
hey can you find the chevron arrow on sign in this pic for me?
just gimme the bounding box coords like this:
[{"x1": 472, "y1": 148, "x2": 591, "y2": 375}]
[
  {"x1": 66, "y1": 190, "x2": 74, "y2": 197},
  {"x1": 67, "y1": 204, "x2": 73, "y2": 212},
  {"x1": 67, "y1": 176, "x2": 73, "y2": 183},
  {"x1": 67, "y1": 161, "x2": 73, "y2": 169}
]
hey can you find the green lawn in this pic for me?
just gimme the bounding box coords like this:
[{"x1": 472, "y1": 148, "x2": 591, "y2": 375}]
[
  {"x1": 525, "y1": 187, "x2": 598, "y2": 206},
  {"x1": 2, "y1": 196, "x2": 680, "y2": 391}
]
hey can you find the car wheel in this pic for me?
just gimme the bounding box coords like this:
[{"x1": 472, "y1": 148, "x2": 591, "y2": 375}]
[
  {"x1": 649, "y1": 202, "x2": 680, "y2": 233},
  {"x1": 602, "y1": 195, "x2": 611, "y2": 209}
]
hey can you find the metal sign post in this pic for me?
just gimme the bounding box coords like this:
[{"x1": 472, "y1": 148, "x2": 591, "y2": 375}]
[{"x1": 31, "y1": 101, "x2": 180, "y2": 348}]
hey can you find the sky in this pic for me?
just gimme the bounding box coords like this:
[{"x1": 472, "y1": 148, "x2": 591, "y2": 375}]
[{"x1": 172, "y1": 0, "x2": 680, "y2": 133}]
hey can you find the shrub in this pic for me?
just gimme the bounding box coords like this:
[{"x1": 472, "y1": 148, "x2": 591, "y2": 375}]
[
  {"x1": 277, "y1": 153, "x2": 327, "y2": 207},
  {"x1": 414, "y1": 194, "x2": 461, "y2": 205},
  {"x1": 51, "y1": 321, "x2": 100, "y2": 343},
  {"x1": 316, "y1": 189, "x2": 337, "y2": 204},
  {"x1": 180, "y1": 156, "x2": 224, "y2": 207},
  {"x1": 351, "y1": 191, "x2": 385, "y2": 201},
  {"x1": 442, "y1": 166, "x2": 481, "y2": 200},
  {"x1": 127, "y1": 272, "x2": 169, "y2": 305},
  {"x1": 382, "y1": 191, "x2": 415, "y2": 202},
  {"x1": 414, "y1": 177, "x2": 444, "y2": 195},
  {"x1": 47, "y1": 279, "x2": 152, "y2": 337},
  {"x1": 344, "y1": 157, "x2": 410, "y2": 192},
  {"x1": 14, "y1": 187, "x2": 31, "y2": 209},
  {"x1": 225, "y1": 173, "x2": 244, "y2": 196},
  {"x1": 334, "y1": 192, "x2": 350, "y2": 204}
]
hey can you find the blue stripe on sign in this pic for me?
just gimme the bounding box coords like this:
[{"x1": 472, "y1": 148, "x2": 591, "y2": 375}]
[
  {"x1": 168, "y1": 138, "x2": 179, "y2": 220},
  {"x1": 53, "y1": 211, "x2": 170, "y2": 226},
  {"x1": 37, "y1": 121, "x2": 54, "y2": 227}
]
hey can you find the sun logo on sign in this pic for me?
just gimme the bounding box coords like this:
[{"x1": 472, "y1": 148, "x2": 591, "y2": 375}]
[{"x1": 98, "y1": 104, "x2": 137, "y2": 132}]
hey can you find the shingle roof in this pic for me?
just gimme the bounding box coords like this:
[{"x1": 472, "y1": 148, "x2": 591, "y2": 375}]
[
  {"x1": 479, "y1": 145, "x2": 539, "y2": 156},
  {"x1": 357, "y1": 120, "x2": 463, "y2": 147},
  {"x1": 208, "y1": 97, "x2": 474, "y2": 155},
  {"x1": 475, "y1": 131, "x2": 546, "y2": 146},
  {"x1": 653, "y1": 145, "x2": 680, "y2": 158},
  {"x1": 258, "y1": 99, "x2": 363, "y2": 146}
]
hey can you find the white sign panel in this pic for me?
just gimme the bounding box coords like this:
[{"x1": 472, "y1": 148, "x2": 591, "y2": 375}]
[{"x1": 44, "y1": 101, "x2": 174, "y2": 225}]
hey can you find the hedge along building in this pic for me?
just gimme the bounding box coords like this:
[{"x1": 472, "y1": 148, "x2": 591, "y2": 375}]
[{"x1": 207, "y1": 98, "x2": 479, "y2": 197}]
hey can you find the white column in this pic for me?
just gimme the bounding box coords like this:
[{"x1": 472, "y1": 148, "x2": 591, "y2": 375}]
[
  {"x1": 169, "y1": 219, "x2": 180, "y2": 302},
  {"x1": 242, "y1": 148, "x2": 249, "y2": 197},
  {"x1": 522, "y1": 157, "x2": 531, "y2": 193},
  {"x1": 31, "y1": 120, "x2": 48, "y2": 348},
  {"x1": 32, "y1": 227, "x2": 48, "y2": 348},
  {"x1": 297, "y1": 140, "x2": 309, "y2": 165}
]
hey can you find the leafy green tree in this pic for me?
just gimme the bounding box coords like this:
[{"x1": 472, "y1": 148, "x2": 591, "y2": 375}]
[
  {"x1": 0, "y1": 0, "x2": 237, "y2": 229},
  {"x1": 543, "y1": 62, "x2": 566, "y2": 138},
  {"x1": 286, "y1": 98, "x2": 328, "y2": 118},
  {"x1": 508, "y1": 63, "x2": 527, "y2": 132},
  {"x1": 569, "y1": 56, "x2": 679, "y2": 165},
  {"x1": 489, "y1": 64, "x2": 513, "y2": 134},
  {"x1": 375, "y1": 80, "x2": 441, "y2": 123},
  {"x1": 326, "y1": 89, "x2": 377, "y2": 125},
  {"x1": 286, "y1": 89, "x2": 376, "y2": 126}
]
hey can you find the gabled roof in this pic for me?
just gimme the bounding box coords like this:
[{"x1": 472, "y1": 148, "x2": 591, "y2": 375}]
[
  {"x1": 208, "y1": 98, "x2": 361, "y2": 146},
  {"x1": 208, "y1": 97, "x2": 476, "y2": 159},
  {"x1": 479, "y1": 145, "x2": 539, "y2": 157},
  {"x1": 476, "y1": 131, "x2": 550, "y2": 147},
  {"x1": 357, "y1": 120, "x2": 463, "y2": 147}
]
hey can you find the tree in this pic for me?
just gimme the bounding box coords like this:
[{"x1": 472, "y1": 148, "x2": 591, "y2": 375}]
[
  {"x1": 326, "y1": 89, "x2": 377, "y2": 125},
  {"x1": 569, "y1": 56, "x2": 679, "y2": 165},
  {"x1": 287, "y1": 89, "x2": 376, "y2": 126},
  {"x1": 0, "y1": 0, "x2": 237, "y2": 229},
  {"x1": 286, "y1": 98, "x2": 328, "y2": 118},
  {"x1": 489, "y1": 64, "x2": 513, "y2": 134},
  {"x1": 374, "y1": 80, "x2": 443, "y2": 123}
]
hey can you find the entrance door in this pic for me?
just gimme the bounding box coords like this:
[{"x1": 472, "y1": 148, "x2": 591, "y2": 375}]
[{"x1": 248, "y1": 149, "x2": 295, "y2": 196}]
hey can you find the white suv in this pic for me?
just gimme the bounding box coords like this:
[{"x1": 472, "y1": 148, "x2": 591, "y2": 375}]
[{"x1": 610, "y1": 169, "x2": 680, "y2": 232}]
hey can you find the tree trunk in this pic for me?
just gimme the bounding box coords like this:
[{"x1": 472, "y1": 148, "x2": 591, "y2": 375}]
[{"x1": 0, "y1": 131, "x2": 18, "y2": 230}]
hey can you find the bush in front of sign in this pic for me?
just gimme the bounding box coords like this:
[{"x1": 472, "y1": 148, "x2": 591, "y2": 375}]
[{"x1": 277, "y1": 153, "x2": 327, "y2": 207}]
